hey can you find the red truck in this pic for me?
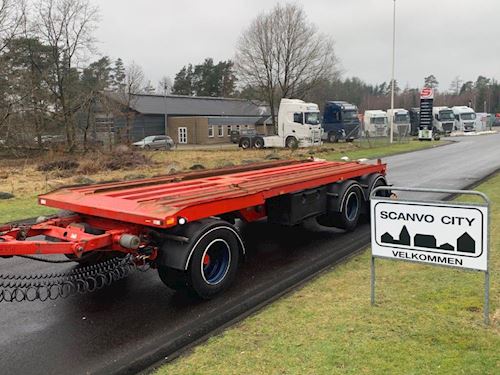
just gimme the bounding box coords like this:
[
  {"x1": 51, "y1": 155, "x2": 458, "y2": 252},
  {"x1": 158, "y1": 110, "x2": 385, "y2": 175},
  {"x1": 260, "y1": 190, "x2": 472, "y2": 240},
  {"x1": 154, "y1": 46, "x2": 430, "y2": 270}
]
[{"x1": 0, "y1": 159, "x2": 387, "y2": 299}]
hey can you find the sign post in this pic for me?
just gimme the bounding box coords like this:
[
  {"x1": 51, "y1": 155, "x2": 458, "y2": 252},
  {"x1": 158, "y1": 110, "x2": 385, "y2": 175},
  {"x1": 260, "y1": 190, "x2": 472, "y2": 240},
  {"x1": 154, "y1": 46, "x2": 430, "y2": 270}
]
[
  {"x1": 370, "y1": 187, "x2": 490, "y2": 325},
  {"x1": 418, "y1": 88, "x2": 434, "y2": 141}
]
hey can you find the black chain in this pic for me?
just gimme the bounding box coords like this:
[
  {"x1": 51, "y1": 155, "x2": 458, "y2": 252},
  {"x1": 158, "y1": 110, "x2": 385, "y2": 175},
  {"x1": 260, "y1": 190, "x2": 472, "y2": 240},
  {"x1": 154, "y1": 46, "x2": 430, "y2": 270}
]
[{"x1": 0, "y1": 255, "x2": 150, "y2": 303}]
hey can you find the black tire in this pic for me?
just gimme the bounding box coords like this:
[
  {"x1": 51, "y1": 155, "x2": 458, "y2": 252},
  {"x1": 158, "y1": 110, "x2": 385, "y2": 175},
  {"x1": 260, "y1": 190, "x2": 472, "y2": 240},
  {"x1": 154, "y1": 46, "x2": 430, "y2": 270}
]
[
  {"x1": 285, "y1": 136, "x2": 298, "y2": 148},
  {"x1": 240, "y1": 138, "x2": 251, "y2": 149},
  {"x1": 187, "y1": 225, "x2": 240, "y2": 299},
  {"x1": 316, "y1": 181, "x2": 363, "y2": 231},
  {"x1": 254, "y1": 137, "x2": 264, "y2": 149},
  {"x1": 158, "y1": 266, "x2": 188, "y2": 291},
  {"x1": 362, "y1": 174, "x2": 389, "y2": 221},
  {"x1": 369, "y1": 174, "x2": 390, "y2": 199},
  {"x1": 328, "y1": 132, "x2": 338, "y2": 143},
  {"x1": 157, "y1": 222, "x2": 241, "y2": 299}
]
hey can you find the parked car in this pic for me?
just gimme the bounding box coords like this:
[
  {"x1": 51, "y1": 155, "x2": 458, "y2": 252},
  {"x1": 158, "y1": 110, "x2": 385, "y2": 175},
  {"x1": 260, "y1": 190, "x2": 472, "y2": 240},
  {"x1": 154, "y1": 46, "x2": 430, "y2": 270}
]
[{"x1": 133, "y1": 135, "x2": 175, "y2": 150}]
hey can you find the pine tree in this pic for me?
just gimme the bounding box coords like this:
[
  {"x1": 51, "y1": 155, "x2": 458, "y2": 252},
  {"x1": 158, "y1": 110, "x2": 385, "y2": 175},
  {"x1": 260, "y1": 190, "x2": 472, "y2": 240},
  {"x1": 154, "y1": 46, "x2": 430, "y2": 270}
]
[{"x1": 111, "y1": 58, "x2": 126, "y2": 91}]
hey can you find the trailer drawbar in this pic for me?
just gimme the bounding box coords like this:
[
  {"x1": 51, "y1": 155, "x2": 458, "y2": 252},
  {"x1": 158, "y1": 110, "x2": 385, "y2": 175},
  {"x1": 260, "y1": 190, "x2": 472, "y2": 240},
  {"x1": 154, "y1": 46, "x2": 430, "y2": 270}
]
[{"x1": 0, "y1": 159, "x2": 388, "y2": 301}]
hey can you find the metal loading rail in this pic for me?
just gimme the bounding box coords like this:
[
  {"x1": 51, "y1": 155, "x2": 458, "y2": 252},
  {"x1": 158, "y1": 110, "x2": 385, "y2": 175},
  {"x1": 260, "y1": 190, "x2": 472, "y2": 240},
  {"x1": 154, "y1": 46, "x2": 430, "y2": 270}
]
[{"x1": 0, "y1": 159, "x2": 386, "y2": 258}]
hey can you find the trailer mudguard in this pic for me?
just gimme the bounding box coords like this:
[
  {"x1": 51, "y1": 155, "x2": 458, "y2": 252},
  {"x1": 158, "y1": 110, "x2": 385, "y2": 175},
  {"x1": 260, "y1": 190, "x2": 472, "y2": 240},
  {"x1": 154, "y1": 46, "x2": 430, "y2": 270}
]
[{"x1": 157, "y1": 219, "x2": 245, "y2": 271}]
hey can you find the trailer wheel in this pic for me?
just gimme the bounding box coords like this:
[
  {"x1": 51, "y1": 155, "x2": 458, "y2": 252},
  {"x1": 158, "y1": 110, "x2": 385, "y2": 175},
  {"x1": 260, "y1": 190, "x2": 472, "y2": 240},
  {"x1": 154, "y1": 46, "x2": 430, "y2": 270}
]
[
  {"x1": 368, "y1": 174, "x2": 390, "y2": 199},
  {"x1": 240, "y1": 137, "x2": 251, "y2": 149},
  {"x1": 158, "y1": 266, "x2": 188, "y2": 291},
  {"x1": 285, "y1": 136, "x2": 298, "y2": 148},
  {"x1": 254, "y1": 137, "x2": 264, "y2": 149},
  {"x1": 316, "y1": 181, "x2": 363, "y2": 231},
  {"x1": 187, "y1": 227, "x2": 240, "y2": 298},
  {"x1": 158, "y1": 221, "x2": 241, "y2": 299},
  {"x1": 361, "y1": 173, "x2": 390, "y2": 221}
]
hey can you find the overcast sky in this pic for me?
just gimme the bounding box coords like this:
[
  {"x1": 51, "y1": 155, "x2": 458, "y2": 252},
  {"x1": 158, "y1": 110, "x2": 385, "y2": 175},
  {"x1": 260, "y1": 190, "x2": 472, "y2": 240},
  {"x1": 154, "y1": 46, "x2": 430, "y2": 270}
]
[{"x1": 92, "y1": 0, "x2": 499, "y2": 91}]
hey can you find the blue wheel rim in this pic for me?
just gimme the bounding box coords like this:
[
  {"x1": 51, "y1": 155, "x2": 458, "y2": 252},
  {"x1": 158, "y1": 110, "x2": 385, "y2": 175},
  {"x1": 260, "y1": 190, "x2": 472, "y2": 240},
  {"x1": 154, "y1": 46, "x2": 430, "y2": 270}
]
[
  {"x1": 345, "y1": 191, "x2": 359, "y2": 221},
  {"x1": 201, "y1": 239, "x2": 231, "y2": 285}
]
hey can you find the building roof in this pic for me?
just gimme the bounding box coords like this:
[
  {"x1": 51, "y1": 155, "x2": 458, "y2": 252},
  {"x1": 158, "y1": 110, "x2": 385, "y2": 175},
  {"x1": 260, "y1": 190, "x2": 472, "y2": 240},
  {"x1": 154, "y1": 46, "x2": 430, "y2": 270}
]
[{"x1": 108, "y1": 92, "x2": 269, "y2": 117}]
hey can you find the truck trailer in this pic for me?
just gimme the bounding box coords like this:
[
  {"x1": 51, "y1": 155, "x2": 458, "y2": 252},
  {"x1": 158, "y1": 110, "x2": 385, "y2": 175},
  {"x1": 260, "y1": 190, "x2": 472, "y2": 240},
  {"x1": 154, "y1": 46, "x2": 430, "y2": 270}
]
[
  {"x1": 239, "y1": 98, "x2": 322, "y2": 149},
  {"x1": 321, "y1": 101, "x2": 361, "y2": 143},
  {"x1": 0, "y1": 159, "x2": 388, "y2": 300}
]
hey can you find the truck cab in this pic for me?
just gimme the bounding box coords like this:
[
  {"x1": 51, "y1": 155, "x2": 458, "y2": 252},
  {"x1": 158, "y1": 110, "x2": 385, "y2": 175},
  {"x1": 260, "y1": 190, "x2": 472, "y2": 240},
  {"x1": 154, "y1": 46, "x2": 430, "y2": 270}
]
[
  {"x1": 432, "y1": 106, "x2": 455, "y2": 134},
  {"x1": 409, "y1": 108, "x2": 420, "y2": 136},
  {"x1": 321, "y1": 101, "x2": 360, "y2": 142},
  {"x1": 387, "y1": 108, "x2": 410, "y2": 137},
  {"x1": 363, "y1": 110, "x2": 388, "y2": 137},
  {"x1": 452, "y1": 106, "x2": 476, "y2": 132},
  {"x1": 239, "y1": 98, "x2": 322, "y2": 149}
]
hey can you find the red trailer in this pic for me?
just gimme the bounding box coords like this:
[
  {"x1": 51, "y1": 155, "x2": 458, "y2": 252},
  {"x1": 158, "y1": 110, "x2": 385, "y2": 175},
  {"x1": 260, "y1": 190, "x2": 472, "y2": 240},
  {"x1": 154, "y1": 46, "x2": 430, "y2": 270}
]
[{"x1": 0, "y1": 159, "x2": 387, "y2": 299}]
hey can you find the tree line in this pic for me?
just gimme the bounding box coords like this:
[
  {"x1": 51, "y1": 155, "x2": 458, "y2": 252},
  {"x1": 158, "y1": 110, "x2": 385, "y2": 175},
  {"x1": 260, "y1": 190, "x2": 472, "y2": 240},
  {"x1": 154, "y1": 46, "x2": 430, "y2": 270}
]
[{"x1": 1, "y1": 1, "x2": 498, "y2": 154}]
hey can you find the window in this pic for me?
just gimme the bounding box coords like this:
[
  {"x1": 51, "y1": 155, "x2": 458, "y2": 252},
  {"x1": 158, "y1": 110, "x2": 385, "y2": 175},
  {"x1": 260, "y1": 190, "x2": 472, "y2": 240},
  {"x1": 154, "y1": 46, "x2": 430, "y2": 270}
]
[
  {"x1": 304, "y1": 112, "x2": 320, "y2": 125},
  {"x1": 293, "y1": 112, "x2": 303, "y2": 124},
  {"x1": 208, "y1": 125, "x2": 214, "y2": 137},
  {"x1": 217, "y1": 125, "x2": 224, "y2": 137},
  {"x1": 227, "y1": 125, "x2": 231, "y2": 136},
  {"x1": 178, "y1": 127, "x2": 187, "y2": 144}
]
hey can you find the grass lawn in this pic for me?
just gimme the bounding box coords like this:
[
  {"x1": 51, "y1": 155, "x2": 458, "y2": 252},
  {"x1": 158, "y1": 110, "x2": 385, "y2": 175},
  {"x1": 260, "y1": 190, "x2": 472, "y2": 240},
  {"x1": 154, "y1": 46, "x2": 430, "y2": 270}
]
[
  {"x1": 0, "y1": 139, "x2": 442, "y2": 224},
  {"x1": 158, "y1": 173, "x2": 500, "y2": 375},
  {"x1": 0, "y1": 196, "x2": 56, "y2": 223}
]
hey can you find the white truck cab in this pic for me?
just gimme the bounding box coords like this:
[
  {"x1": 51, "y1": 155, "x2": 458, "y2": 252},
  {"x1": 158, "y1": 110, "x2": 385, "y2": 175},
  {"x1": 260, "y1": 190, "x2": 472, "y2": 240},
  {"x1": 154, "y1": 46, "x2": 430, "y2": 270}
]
[
  {"x1": 363, "y1": 110, "x2": 388, "y2": 137},
  {"x1": 387, "y1": 108, "x2": 410, "y2": 137},
  {"x1": 452, "y1": 106, "x2": 476, "y2": 132},
  {"x1": 254, "y1": 99, "x2": 322, "y2": 148},
  {"x1": 432, "y1": 106, "x2": 455, "y2": 134}
]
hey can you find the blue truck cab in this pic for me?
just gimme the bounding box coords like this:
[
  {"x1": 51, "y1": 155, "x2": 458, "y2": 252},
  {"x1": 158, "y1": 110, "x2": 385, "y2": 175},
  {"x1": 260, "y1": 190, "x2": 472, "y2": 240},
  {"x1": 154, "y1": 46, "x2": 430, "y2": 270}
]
[{"x1": 322, "y1": 101, "x2": 361, "y2": 142}]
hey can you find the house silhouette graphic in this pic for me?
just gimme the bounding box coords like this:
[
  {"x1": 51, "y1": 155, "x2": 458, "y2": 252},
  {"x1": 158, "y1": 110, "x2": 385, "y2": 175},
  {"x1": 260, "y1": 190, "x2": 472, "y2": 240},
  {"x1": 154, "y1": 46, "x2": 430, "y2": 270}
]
[{"x1": 457, "y1": 232, "x2": 475, "y2": 253}]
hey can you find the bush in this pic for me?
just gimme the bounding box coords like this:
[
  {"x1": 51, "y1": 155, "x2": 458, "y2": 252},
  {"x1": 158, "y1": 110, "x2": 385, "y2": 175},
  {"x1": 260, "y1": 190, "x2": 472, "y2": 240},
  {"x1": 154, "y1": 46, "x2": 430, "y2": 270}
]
[{"x1": 37, "y1": 160, "x2": 79, "y2": 172}]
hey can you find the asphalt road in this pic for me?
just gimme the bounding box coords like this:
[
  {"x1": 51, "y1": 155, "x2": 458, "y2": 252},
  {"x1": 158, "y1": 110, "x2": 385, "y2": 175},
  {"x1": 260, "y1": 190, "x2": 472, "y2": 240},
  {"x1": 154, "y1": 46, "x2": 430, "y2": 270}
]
[{"x1": 1, "y1": 133, "x2": 499, "y2": 375}]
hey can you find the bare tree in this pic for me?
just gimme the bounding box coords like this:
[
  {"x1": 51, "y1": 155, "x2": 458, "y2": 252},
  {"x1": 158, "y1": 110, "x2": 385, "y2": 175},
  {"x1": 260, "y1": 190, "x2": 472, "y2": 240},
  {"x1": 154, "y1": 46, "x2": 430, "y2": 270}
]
[
  {"x1": 0, "y1": 0, "x2": 26, "y2": 140},
  {"x1": 235, "y1": 3, "x2": 338, "y2": 124},
  {"x1": 157, "y1": 76, "x2": 172, "y2": 95},
  {"x1": 449, "y1": 76, "x2": 463, "y2": 96},
  {"x1": 117, "y1": 61, "x2": 144, "y2": 143},
  {"x1": 0, "y1": 0, "x2": 25, "y2": 52},
  {"x1": 35, "y1": 0, "x2": 99, "y2": 150}
]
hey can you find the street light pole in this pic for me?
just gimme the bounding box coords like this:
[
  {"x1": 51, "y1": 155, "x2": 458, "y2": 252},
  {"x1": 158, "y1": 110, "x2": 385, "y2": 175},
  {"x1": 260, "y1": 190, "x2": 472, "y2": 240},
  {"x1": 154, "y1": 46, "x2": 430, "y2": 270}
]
[{"x1": 390, "y1": 0, "x2": 396, "y2": 144}]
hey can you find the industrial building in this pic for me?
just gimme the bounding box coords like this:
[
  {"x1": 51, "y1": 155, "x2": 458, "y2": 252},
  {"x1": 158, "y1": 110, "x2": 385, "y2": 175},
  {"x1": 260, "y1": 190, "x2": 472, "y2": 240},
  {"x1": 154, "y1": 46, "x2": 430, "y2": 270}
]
[{"x1": 96, "y1": 93, "x2": 272, "y2": 145}]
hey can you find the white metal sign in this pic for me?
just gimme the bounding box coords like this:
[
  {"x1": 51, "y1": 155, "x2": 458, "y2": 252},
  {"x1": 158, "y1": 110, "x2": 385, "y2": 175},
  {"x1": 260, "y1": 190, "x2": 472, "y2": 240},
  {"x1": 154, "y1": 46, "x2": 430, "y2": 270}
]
[{"x1": 371, "y1": 199, "x2": 488, "y2": 271}]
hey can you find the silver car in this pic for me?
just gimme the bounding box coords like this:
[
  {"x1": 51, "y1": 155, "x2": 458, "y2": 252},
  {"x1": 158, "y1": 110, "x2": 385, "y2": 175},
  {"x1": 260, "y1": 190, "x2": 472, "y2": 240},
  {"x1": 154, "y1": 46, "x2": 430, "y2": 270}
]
[{"x1": 133, "y1": 135, "x2": 175, "y2": 150}]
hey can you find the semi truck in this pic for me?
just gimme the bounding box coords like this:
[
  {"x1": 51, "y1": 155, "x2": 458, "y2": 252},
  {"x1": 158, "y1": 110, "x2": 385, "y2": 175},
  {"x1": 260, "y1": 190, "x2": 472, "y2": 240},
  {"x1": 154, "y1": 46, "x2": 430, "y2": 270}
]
[
  {"x1": 452, "y1": 106, "x2": 476, "y2": 132},
  {"x1": 0, "y1": 159, "x2": 388, "y2": 300},
  {"x1": 321, "y1": 101, "x2": 361, "y2": 143},
  {"x1": 363, "y1": 110, "x2": 388, "y2": 137},
  {"x1": 409, "y1": 108, "x2": 420, "y2": 136},
  {"x1": 386, "y1": 108, "x2": 410, "y2": 137},
  {"x1": 432, "y1": 106, "x2": 455, "y2": 134},
  {"x1": 239, "y1": 98, "x2": 322, "y2": 149}
]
